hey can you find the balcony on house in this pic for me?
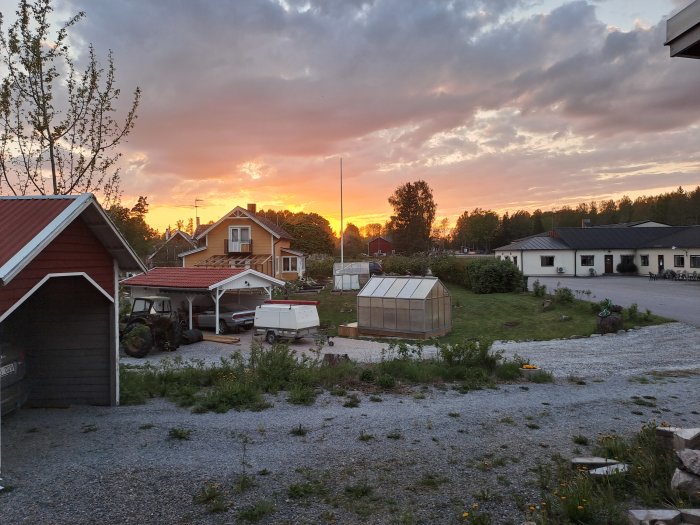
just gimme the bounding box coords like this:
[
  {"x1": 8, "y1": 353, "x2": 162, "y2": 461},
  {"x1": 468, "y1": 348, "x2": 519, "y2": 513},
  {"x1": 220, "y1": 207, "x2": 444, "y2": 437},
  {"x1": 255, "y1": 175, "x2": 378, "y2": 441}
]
[{"x1": 224, "y1": 238, "x2": 253, "y2": 254}]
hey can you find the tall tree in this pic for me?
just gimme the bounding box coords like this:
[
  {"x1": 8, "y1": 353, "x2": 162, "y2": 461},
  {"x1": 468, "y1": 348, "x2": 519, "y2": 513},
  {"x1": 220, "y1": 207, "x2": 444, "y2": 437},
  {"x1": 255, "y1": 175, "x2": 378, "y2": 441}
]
[
  {"x1": 340, "y1": 223, "x2": 364, "y2": 258},
  {"x1": 107, "y1": 196, "x2": 159, "y2": 260},
  {"x1": 0, "y1": 0, "x2": 140, "y2": 205},
  {"x1": 387, "y1": 180, "x2": 436, "y2": 254},
  {"x1": 258, "y1": 208, "x2": 336, "y2": 255},
  {"x1": 453, "y1": 208, "x2": 499, "y2": 253},
  {"x1": 361, "y1": 222, "x2": 383, "y2": 240}
]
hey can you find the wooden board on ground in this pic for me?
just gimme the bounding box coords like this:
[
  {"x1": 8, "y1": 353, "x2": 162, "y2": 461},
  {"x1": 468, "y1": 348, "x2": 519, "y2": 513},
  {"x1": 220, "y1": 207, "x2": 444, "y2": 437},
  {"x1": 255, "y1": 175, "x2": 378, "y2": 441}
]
[{"x1": 202, "y1": 333, "x2": 241, "y2": 344}]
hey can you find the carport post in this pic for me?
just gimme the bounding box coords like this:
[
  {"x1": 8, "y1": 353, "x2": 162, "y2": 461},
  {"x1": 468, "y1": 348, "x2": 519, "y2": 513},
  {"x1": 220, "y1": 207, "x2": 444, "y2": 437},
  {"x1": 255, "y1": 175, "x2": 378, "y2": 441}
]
[
  {"x1": 211, "y1": 287, "x2": 226, "y2": 334},
  {"x1": 185, "y1": 295, "x2": 196, "y2": 330}
]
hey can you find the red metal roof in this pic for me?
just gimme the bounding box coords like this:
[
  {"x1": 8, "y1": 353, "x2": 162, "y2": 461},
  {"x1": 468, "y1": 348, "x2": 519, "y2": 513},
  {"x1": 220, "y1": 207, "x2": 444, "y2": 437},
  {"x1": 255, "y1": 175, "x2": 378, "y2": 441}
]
[
  {"x1": 0, "y1": 197, "x2": 75, "y2": 268},
  {"x1": 121, "y1": 267, "x2": 245, "y2": 290}
]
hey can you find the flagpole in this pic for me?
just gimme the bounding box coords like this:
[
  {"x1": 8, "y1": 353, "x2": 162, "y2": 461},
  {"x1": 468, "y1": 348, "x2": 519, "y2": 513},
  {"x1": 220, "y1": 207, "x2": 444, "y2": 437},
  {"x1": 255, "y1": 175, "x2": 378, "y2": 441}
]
[{"x1": 340, "y1": 158, "x2": 344, "y2": 266}]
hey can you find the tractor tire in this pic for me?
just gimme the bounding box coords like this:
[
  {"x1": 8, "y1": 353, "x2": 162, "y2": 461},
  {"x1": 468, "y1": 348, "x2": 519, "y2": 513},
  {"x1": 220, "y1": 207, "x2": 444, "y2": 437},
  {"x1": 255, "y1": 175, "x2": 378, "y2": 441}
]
[
  {"x1": 181, "y1": 329, "x2": 203, "y2": 344},
  {"x1": 120, "y1": 323, "x2": 153, "y2": 358}
]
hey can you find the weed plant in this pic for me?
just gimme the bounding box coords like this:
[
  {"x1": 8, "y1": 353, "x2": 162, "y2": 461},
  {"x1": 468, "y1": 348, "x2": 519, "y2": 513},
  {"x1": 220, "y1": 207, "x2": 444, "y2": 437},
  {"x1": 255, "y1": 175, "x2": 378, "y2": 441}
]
[
  {"x1": 530, "y1": 424, "x2": 700, "y2": 524},
  {"x1": 121, "y1": 338, "x2": 538, "y2": 413}
]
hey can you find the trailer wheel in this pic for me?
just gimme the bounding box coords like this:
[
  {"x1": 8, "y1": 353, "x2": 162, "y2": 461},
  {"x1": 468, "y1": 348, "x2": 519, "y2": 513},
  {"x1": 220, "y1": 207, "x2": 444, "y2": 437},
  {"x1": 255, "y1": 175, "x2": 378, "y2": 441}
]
[
  {"x1": 265, "y1": 331, "x2": 277, "y2": 344},
  {"x1": 328, "y1": 340, "x2": 335, "y2": 347}
]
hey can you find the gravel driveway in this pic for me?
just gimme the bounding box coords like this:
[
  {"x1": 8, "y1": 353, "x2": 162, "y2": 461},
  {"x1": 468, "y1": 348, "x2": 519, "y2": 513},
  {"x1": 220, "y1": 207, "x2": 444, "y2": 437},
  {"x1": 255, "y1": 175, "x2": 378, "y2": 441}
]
[{"x1": 3, "y1": 323, "x2": 700, "y2": 524}]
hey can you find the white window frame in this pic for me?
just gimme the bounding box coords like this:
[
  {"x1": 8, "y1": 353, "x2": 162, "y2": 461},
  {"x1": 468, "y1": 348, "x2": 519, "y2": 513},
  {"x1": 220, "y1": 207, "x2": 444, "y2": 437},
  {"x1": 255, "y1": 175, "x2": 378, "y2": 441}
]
[
  {"x1": 640, "y1": 255, "x2": 649, "y2": 267},
  {"x1": 228, "y1": 226, "x2": 251, "y2": 251},
  {"x1": 540, "y1": 256, "x2": 554, "y2": 267},
  {"x1": 580, "y1": 255, "x2": 594, "y2": 266},
  {"x1": 282, "y1": 256, "x2": 298, "y2": 272}
]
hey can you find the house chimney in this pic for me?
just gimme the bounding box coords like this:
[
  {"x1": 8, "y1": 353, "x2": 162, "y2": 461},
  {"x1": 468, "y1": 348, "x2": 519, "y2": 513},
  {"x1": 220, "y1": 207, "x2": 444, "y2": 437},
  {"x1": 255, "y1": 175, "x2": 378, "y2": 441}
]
[
  {"x1": 165, "y1": 227, "x2": 171, "y2": 240},
  {"x1": 247, "y1": 203, "x2": 257, "y2": 214},
  {"x1": 196, "y1": 216, "x2": 200, "y2": 228}
]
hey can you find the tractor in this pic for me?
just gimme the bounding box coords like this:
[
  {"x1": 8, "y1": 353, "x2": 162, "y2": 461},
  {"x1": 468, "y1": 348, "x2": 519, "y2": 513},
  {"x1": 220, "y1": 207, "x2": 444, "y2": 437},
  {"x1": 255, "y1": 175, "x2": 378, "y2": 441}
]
[{"x1": 120, "y1": 296, "x2": 183, "y2": 358}]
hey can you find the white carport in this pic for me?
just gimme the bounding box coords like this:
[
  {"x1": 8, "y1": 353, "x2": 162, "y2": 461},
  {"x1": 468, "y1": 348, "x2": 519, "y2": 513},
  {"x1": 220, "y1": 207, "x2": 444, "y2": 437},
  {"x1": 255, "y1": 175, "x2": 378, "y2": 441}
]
[{"x1": 121, "y1": 267, "x2": 284, "y2": 334}]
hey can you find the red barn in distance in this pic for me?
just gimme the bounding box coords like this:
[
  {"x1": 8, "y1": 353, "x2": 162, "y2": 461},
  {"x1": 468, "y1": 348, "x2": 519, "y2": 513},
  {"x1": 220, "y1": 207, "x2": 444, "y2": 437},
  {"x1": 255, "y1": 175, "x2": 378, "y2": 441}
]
[{"x1": 367, "y1": 236, "x2": 393, "y2": 256}]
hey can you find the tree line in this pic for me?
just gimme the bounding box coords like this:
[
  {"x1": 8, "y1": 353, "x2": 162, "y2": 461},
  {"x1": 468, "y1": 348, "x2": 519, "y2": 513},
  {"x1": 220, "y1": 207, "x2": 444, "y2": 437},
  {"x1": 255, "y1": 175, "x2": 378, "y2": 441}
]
[{"x1": 451, "y1": 186, "x2": 700, "y2": 253}]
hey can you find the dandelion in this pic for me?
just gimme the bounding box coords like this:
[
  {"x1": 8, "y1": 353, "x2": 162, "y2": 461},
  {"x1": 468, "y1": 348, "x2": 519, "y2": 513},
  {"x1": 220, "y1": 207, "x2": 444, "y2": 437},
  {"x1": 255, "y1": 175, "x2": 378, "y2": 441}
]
[
  {"x1": 560, "y1": 496, "x2": 567, "y2": 500},
  {"x1": 577, "y1": 505, "x2": 584, "y2": 510},
  {"x1": 462, "y1": 511, "x2": 469, "y2": 518},
  {"x1": 528, "y1": 505, "x2": 536, "y2": 512},
  {"x1": 472, "y1": 503, "x2": 479, "y2": 509}
]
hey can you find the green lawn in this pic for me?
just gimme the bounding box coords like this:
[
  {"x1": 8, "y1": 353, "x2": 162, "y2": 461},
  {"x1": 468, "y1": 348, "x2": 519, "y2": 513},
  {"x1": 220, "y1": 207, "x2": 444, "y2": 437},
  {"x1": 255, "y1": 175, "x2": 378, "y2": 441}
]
[{"x1": 290, "y1": 282, "x2": 667, "y2": 344}]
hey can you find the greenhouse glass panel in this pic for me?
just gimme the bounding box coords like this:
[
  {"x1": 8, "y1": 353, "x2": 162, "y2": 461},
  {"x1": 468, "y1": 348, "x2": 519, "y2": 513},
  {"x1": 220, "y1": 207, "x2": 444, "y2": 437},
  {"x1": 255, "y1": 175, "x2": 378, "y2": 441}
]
[
  {"x1": 414, "y1": 279, "x2": 436, "y2": 299},
  {"x1": 396, "y1": 278, "x2": 421, "y2": 298},
  {"x1": 374, "y1": 278, "x2": 396, "y2": 297},
  {"x1": 383, "y1": 305, "x2": 397, "y2": 329},
  {"x1": 387, "y1": 279, "x2": 408, "y2": 297},
  {"x1": 359, "y1": 277, "x2": 382, "y2": 297},
  {"x1": 396, "y1": 308, "x2": 410, "y2": 330}
]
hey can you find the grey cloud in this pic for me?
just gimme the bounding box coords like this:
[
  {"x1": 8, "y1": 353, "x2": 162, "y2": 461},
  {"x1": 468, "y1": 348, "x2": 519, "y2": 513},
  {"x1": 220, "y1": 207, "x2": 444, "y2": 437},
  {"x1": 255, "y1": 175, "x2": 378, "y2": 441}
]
[{"x1": 44, "y1": 0, "x2": 700, "y2": 216}]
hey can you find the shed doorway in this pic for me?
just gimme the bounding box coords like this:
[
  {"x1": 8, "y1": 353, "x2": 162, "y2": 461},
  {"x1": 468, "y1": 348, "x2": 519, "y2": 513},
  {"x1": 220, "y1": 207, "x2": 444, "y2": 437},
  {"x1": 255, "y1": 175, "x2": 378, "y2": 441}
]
[{"x1": 5, "y1": 276, "x2": 113, "y2": 407}]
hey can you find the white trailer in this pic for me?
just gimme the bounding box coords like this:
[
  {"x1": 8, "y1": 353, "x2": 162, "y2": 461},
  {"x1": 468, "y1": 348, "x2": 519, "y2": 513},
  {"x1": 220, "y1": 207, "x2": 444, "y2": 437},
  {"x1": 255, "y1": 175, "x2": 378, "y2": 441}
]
[{"x1": 254, "y1": 302, "x2": 320, "y2": 344}]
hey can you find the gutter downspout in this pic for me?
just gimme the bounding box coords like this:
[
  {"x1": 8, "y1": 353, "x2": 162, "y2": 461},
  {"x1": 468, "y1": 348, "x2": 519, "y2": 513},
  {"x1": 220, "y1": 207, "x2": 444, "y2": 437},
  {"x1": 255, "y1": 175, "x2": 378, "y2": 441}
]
[{"x1": 574, "y1": 249, "x2": 577, "y2": 277}]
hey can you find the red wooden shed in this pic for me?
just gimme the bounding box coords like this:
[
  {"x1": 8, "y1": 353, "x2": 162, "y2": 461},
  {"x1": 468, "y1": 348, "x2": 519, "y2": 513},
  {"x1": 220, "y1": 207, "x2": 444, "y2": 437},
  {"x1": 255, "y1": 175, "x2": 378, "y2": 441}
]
[
  {"x1": 368, "y1": 236, "x2": 393, "y2": 256},
  {"x1": 0, "y1": 194, "x2": 144, "y2": 409}
]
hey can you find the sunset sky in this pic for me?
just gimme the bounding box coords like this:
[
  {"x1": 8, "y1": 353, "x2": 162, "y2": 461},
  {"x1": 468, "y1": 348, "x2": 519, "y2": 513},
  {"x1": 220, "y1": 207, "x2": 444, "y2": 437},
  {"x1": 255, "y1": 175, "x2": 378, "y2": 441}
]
[{"x1": 3, "y1": 0, "x2": 699, "y2": 234}]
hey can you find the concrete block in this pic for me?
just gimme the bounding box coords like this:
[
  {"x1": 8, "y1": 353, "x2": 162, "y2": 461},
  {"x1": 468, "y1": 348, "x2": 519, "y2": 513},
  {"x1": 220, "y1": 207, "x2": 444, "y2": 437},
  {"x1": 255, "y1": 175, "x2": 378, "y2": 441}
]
[
  {"x1": 628, "y1": 509, "x2": 681, "y2": 524},
  {"x1": 571, "y1": 456, "x2": 619, "y2": 470},
  {"x1": 680, "y1": 509, "x2": 700, "y2": 524},
  {"x1": 673, "y1": 428, "x2": 700, "y2": 451},
  {"x1": 589, "y1": 463, "x2": 630, "y2": 476}
]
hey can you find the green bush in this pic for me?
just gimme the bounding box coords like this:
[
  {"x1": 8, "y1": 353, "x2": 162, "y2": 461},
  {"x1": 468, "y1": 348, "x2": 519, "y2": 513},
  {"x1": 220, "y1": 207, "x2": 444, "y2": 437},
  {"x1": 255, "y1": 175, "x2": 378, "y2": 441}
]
[
  {"x1": 532, "y1": 279, "x2": 547, "y2": 297},
  {"x1": 616, "y1": 261, "x2": 638, "y2": 274},
  {"x1": 627, "y1": 303, "x2": 639, "y2": 321},
  {"x1": 429, "y1": 255, "x2": 467, "y2": 284},
  {"x1": 554, "y1": 287, "x2": 575, "y2": 304},
  {"x1": 382, "y1": 255, "x2": 430, "y2": 276},
  {"x1": 304, "y1": 254, "x2": 334, "y2": 279},
  {"x1": 437, "y1": 339, "x2": 498, "y2": 370},
  {"x1": 464, "y1": 258, "x2": 524, "y2": 294}
]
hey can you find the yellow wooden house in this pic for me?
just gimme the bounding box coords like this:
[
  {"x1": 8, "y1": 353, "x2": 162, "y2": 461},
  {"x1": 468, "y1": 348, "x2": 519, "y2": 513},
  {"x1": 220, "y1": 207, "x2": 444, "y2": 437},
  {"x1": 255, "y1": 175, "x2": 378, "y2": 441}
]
[{"x1": 179, "y1": 204, "x2": 304, "y2": 281}]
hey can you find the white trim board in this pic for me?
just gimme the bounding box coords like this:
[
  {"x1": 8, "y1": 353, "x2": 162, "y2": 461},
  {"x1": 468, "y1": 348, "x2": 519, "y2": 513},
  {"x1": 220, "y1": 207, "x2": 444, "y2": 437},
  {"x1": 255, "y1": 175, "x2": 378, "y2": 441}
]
[{"x1": 0, "y1": 272, "x2": 114, "y2": 324}]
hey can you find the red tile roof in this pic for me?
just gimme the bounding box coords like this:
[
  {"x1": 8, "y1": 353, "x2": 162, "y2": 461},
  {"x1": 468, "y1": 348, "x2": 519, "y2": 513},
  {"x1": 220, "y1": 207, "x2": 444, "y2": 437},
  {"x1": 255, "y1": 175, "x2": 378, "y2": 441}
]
[
  {"x1": 121, "y1": 267, "x2": 245, "y2": 290},
  {"x1": 0, "y1": 196, "x2": 75, "y2": 268}
]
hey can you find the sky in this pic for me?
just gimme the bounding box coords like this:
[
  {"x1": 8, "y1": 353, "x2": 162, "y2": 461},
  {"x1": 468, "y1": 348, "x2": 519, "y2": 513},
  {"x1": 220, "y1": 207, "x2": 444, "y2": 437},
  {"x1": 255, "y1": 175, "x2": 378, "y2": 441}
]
[{"x1": 2, "y1": 0, "x2": 699, "y2": 234}]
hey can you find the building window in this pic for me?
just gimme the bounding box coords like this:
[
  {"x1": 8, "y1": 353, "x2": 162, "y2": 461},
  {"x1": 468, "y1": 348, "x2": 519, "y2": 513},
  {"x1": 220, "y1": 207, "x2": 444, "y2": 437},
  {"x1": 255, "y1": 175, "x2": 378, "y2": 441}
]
[
  {"x1": 674, "y1": 255, "x2": 685, "y2": 268},
  {"x1": 620, "y1": 255, "x2": 634, "y2": 265},
  {"x1": 282, "y1": 256, "x2": 298, "y2": 272},
  {"x1": 690, "y1": 255, "x2": 700, "y2": 268},
  {"x1": 540, "y1": 256, "x2": 554, "y2": 267},
  {"x1": 504, "y1": 255, "x2": 510, "y2": 261},
  {"x1": 580, "y1": 255, "x2": 594, "y2": 266},
  {"x1": 640, "y1": 255, "x2": 649, "y2": 266}
]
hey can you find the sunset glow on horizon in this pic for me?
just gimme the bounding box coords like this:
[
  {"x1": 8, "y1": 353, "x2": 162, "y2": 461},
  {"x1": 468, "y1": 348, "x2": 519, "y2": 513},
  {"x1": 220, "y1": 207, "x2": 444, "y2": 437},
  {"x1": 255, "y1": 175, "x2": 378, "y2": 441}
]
[{"x1": 5, "y1": 0, "x2": 697, "y2": 235}]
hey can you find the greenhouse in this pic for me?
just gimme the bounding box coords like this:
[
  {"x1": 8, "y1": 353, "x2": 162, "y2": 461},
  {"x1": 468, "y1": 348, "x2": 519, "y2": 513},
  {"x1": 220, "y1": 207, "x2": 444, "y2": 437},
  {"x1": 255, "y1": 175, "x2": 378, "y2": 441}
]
[
  {"x1": 357, "y1": 276, "x2": 451, "y2": 339},
  {"x1": 333, "y1": 261, "x2": 371, "y2": 291}
]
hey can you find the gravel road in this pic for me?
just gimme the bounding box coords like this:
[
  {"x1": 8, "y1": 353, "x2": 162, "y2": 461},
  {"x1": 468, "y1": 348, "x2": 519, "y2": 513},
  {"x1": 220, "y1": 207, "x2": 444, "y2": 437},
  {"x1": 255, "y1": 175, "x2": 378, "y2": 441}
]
[{"x1": 2, "y1": 323, "x2": 700, "y2": 524}]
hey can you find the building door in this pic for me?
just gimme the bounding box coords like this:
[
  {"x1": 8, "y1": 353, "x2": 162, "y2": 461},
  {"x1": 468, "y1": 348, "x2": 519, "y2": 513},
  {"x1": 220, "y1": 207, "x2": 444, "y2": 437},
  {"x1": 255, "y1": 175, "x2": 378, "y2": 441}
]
[
  {"x1": 228, "y1": 226, "x2": 251, "y2": 253},
  {"x1": 604, "y1": 255, "x2": 613, "y2": 273},
  {"x1": 658, "y1": 255, "x2": 665, "y2": 273}
]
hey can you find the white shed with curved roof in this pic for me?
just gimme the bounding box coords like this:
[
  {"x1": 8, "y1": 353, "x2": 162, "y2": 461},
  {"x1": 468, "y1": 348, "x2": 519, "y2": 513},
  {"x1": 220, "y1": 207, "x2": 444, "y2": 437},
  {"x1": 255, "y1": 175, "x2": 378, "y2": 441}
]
[{"x1": 357, "y1": 276, "x2": 451, "y2": 339}]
